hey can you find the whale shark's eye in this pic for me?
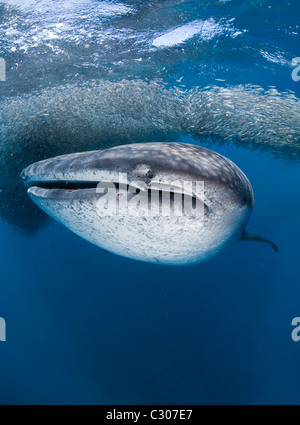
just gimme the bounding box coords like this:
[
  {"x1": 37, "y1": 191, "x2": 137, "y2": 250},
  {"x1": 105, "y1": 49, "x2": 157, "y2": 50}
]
[
  {"x1": 146, "y1": 170, "x2": 153, "y2": 179},
  {"x1": 241, "y1": 197, "x2": 247, "y2": 207}
]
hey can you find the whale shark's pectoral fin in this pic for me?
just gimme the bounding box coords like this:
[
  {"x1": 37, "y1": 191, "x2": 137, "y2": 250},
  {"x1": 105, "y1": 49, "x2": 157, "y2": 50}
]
[{"x1": 241, "y1": 230, "x2": 278, "y2": 252}]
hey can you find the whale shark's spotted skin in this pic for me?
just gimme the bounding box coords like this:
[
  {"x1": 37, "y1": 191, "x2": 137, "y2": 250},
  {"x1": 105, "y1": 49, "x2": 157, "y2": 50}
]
[{"x1": 22, "y1": 143, "x2": 277, "y2": 265}]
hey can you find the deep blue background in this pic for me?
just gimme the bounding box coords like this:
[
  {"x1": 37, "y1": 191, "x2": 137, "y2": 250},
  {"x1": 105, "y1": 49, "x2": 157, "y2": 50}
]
[{"x1": 0, "y1": 0, "x2": 300, "y2": 404}]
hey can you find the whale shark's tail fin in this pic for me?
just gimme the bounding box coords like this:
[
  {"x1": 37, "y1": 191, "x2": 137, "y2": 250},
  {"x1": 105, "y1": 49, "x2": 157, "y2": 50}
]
[{"x1": 241, "y1": 230, "x2": 279, "y2": 252}]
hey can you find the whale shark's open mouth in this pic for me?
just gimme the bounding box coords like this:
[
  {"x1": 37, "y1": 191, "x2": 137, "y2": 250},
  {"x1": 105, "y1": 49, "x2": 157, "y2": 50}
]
[{"x1": 26, "y1": 180, "x2": 100, "y2": 191}]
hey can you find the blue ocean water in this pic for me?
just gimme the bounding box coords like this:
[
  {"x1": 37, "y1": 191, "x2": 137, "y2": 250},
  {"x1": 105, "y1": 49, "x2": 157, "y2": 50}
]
[{"x1": 0, "y1": 0, "x2": 300, "y2": 404}]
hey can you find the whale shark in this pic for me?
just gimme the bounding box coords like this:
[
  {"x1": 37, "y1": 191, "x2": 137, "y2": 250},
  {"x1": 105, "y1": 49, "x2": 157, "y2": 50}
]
[{"x1": 21, "y1": 142, "x2": 278, "y2": 265}]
